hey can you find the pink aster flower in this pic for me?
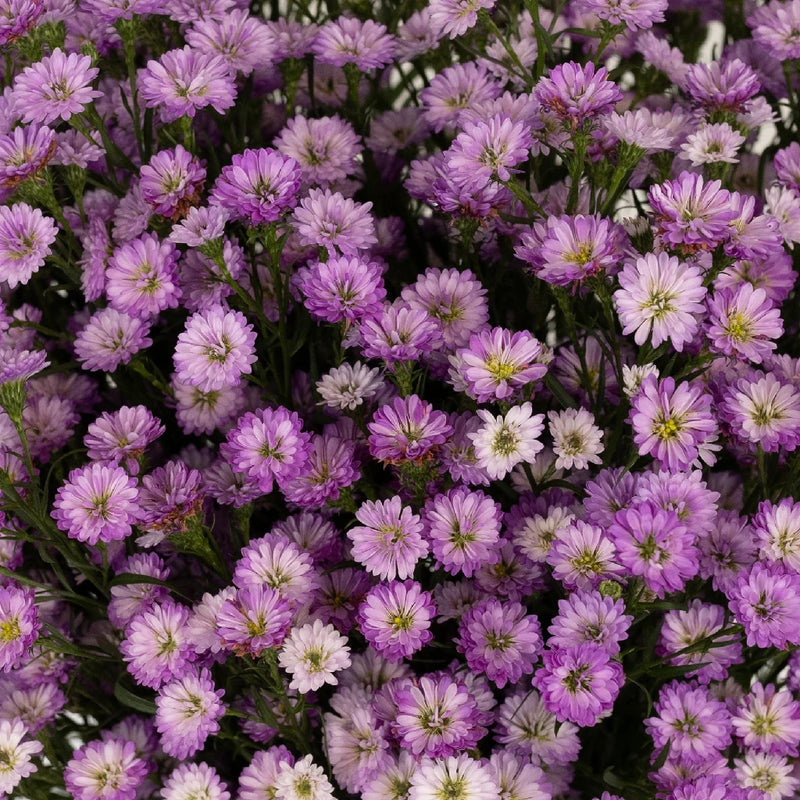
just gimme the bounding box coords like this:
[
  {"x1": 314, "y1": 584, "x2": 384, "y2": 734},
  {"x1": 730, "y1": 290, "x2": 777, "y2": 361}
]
[
  {"x1": 278, "y1": 619, "x2": 351, "y2": 693},
  {"x1": 749, "y1": 0, "x2": 800, "y2": 61},
  {"x1": 211, "y1": 148, "x2": 302, "y2": 226},
  {"x1": 534, "y1": 643, "x2": 625, "y2": 727},
  {"x1": 470, "y1": 403, "x2": 546, "y2": 480},
  {"x1": 107, "y1": 553, "x2": 169, "y2": 628},
  {"x1": 367, "y1": 394, "x2": 452, "y2": 463},
  {"x1": 216, "y1": 585, "x2": 293, "y2": 656},
  {"x1": 312, "y1": 17, "x2": 396, "y2": 70},
  {"x1": 73, "y1": 308, "x2": 153, "y2": 373},
  {"x1": 173, "y1": 306, "x2": 257, "y2": 392},
  {"x1": 358, "y1": 580, "x2": 435, "y2": 661},
  {"x1": 12, "y1": 48, "x2": 101, "y2": 124},
  {"x1": 548, "y1": 590, "x2": 632, "y2": 656},
  {"x1": 613, "y1": 252, "x2": 706, "y2": 351},
  {"x1": 140, "y1": 145, "x2": 206, "y2": 219},
  {"x1": 547, "y1": 519, "x2": 623, "y2": 591},
  {"x1": 682, "y1": 58, "x2": 761, "y2": 112},
  {"x1": 138, "y1": 46, "x2": 237, "y2": 123},
  {"x1": 420, "y1": 62, "x2": 501, "y2": 133},
  {"x1": 84, "y1": 405, "x2": 165, "y2": 475},
  {"x1": 161, "y1": 763, "x2": 230, "y2": 800},
  {"x1": 0, "y1": 0, "x2": 42, "y2": 45},
  {"x1": 52, "y1": 462, "x2": 140, "y2": 545},
  {"x1": 753, "y1": 498, "x2": 800, "y2": 571},
  {"x1": 169, "y1": 205, "x2": 229, "y2": 247},
  {"x1": 428, "y1": 0, "x2": 497, "y2": 39},
  {"x1": 184, "y1": 9, "x2": 272, "y2": 76},
  {"x1": 0, "y1": 202, "x2": 58, "y2": 289},
  {"x1": 63, "y1": 738, "x2": 148, "y2": 800},
  {"x1": 0, "y1": 125, "x2": 55, "y2": 190},
  {"x1": 578, "y1": 0, "x2": 666, "y2": 29},
  {"x1": 0, "y1": 719, "x2": 42, "y2": 795},
  {"x1": 291, "y1": 188, "x2": 377, "y2": 256},
  {"x1": 732, "y1": 682, "x2": 800, "y2": 757},
  {"x1": 629, "y1": 375, "x2": 718, "y2": 471},
  {"x1": 0, "y1": 585, "x2": 40, "y2": 672},
  {"x1": 534, "y1": 62, "x2": 622, "y2": 128}
]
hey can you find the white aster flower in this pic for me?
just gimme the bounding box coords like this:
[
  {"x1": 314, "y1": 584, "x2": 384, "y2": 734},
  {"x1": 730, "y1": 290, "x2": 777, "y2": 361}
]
[
  {"x1": 0, "y1": 719, "x2": 42, "y2": 795},
  {"x1": 273, "y1": 754, "x2": 336, "y2": 800},
  {"x1": 622, "y1": 363, "x2": 659, "y2": 398},
  {"x1": 316, "y1": 361, "x2": 384, "y2": 411},
  {"x1": 279, "y1": 620, "x2": 351, "y2": 693},
  {"x1": 548, "y1": 407, "x2": 604, "y2": 470},
  {"x1": 409, "y1": 755, "x2": 500, "y2": 800}
]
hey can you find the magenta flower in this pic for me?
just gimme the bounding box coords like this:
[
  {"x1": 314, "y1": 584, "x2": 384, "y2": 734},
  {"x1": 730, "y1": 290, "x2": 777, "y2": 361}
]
[
  {"x1": 547, "y1": 519, "x2": 623, "y2": 591},
  {"x1": 731, "y1": 682, "x2": 800, "y2": 757},
  {"x1": 52, "y1": 462, "x2": 140, "y2": 545},
  {"x1": 0, "y1": 585, "x2": 40, "y2": 672},
  {"x1": 534, "y1": 62, "x2": 622, "y2": 127},
  {"x1": 548, "y1": 591, "x2": 632, "y2": 656},
  {"x1": 312, "y1": 17, "x2": 396, "y2": 70},
  {"x1": 367, "y1": 394, "x2": 452, "y2": 463},
  {"x1": 140, "y1": 145, "x2": 206, "y2": 219},
  {"x1": 749, "y1": 0, "x2": 800, "y2": 60},
  {"x1": 0, "y1": 202, "x2": 58, "y2": 289},
  {"x1": 84, "y1": 405, "x2": 165, "y2": 475},
  {"x1": 63, "y1": 738, "x2": 148, "y2": 800},
  {"x1": 0, "y1": 125, "x2": 55, "y2": 190},
  {"x1": 360, "y1": 303, "x2": 442, "y2": 363},
  {"x1": 12, "y1": 48, "x2": 101, "y2": 124},
  {"x1": 0, "y1": 0, "x2": 43, "y2": 45},
  {"x1": 579, "y1": 0, "x2": 666, "y2": 29},
  {"x1": 291, "y1": 188, "x2": 377, "y2": 255},
  {"x1": 683, "y1": 58, "x2": 760, "y2": 112},
  {"x1": 169, "y1": 205, "x2": 229, "y2": 247},
  {"x1": 216, "y1": 586, "x2": 293, "y2": 656},
  {"x1": 74, "y1": 308, "x2": 153, "y2": 373}
]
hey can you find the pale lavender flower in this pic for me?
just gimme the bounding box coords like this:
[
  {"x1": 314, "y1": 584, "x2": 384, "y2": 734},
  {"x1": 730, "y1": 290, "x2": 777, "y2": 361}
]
[
  {"x1": 278, "y1": 620, "x2": 351, "y2": 693},
  {"x1": 0, "y1": 203, "x2": 58, "y2": 289}
]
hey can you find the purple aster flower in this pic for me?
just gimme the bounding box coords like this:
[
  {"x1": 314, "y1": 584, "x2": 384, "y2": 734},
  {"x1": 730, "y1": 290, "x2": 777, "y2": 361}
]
[
  {"x1": 706, "y1": 283, "x2": 783, "y2": 363},
  {"x1": 52, "y1": 463, "x2": 140, "y2": 545},
  {"x1": 457, "y1": 598, "x2": 542, "y2": 688},
  {"x1": 137, "y1": 460, "x2": 205, "y2": 546},
  {"x1": 312, "y1": 17, "x2": 395, "y2": 70},
  {"x1": 262, "y1": 19, "x2": 319, "y2": 60},
  {"x1": 515, "y1": 214, "x2": 626, "y2": 286},
  {"x1": 211, "y1": 148, "x2": 302, "y2": 226},
  {"x1": 420, "y1": 62, "x2": 501, "y2": 133},
  {"x1": 312, "y1": 568, "x2": 370, "y2": 632},
  {"x1": 84, "y1": 405, "x2": 165, "y2": 475},
  {"x1": 106, "y1": 232, "x2": 181, "y2": 319},
  {"x1": 0, "y1": 202, "x2": 58, "y2": 289},
  {"x1": 140, "y1": 145, "x2": 206, "y2": 219},
  {"x1": 645, "y1": 680, "x2": 732, "y2": 765},
  {"x1": 0, "y1": 585, "x2": 39, "y2": 672},
  {"x1": 698, "y1": 509, "x2": 758, "y2": 594},
  {"x1": 682, "y1": 58, "x2": 760, "y2": 112},
  {"x1": 74, "y1": 308, "x2": 153, "y2": 373},
  {"x1": 155, "y1": 667, "x2": 225, "y2": 759},
  {"x1": 658, "y1": 600, "x2": 742, "y2": 684},
  {"x1": 409, "y1": 755, "x2": 500, "y2": 800},
  {"x1": 138, "y1": 46, "x2": 237, "y2": 123},
  {"x1": 547, "y1": 519, "x2": 623, "y2": 591},
  {"x1": 238, "y1": 749, "x2": 295, "y2": 800},
  {"x1": 222, "y1": 407, "x2": 311, "y2": 494},
  {"x1": 732, "y1": 682, "x2": 800, "y2": 758},
  {"x1": 534, "y1": 62, "x2": 622, "y2": 128},
  {"x1": 749, "y1": 0, "x2": 800, "y2": 60},
  {"x1": 348, "y1": 496, "x2": 428, "y2": 581},
  {"x1": 360, "y1": 302, "x2": 442, "y2": 363},
  {"x1": 613, "y1": 252, "x2": 706, "y2": 351},
  {"x1": 12, "y1": 48, "x2": 101, "y2": 124},
  {"x1": 278, "y1": 619, "x2": 351, "y2": 693},
  {"x1": 734, "y1": 750, "x2": 798, "y2": 797},
  {"x1": 358, "y1": 580, "x2": 434, "y2": 661},
  {"x1": 533, "y1": 643, "x2": 625, "y2": 727},
  {"x1": 184, "y1": 9, "x2": 272, "y2": 76},
  {"x1": 108, "y1": 553, "x2": 169, "y2": 627},
  {"x1": 0, "y1": 348, "x2": 48, "y2": 387},
  {"x1": 0, "y1": 719, "x2": 42, "y2": 796},
  {"x1": 291, "y1": 188, "x2": 377, "y2": 256},
  {"x1": 173, "y1": 376, "x2": 244, "y2": 435},
  {"x1": 173, "y1": 306, "x2": 256, "y2": 392},
  {"x1": 63, "y1": 738, "x2": 148, "y2": 800},
  {"x1": 216, "y1": 585, "x2": 292, "y2": 656},
  {"x1": 548, "y1": 590, "x2": 632, "y2": 655},
  {"x1": 578, "y1": 0, "x2": 666, "y2": 29},
  {"x1": 169, "y1": 205, "x2": 229, "y2": 247},
  {"x1": 439, "y1": 411, "x2": 491, "y2": 487},
  {"x1": 630, "y1": 375, "x2": 718, "y2": 471},
  {"x1": 161, "y1": 763, "x2": 230, "y2": 800},
  {"x1": 422, "y1": 486, "x2": 501, "y2": 577},
  {"x1": 0, "y1": 0, "x2": 43, "y2": 45},
  {"x1": 0, "y1": 125, "x2": 55, "y2": 190},
  {"x1": 427, "y1": 0, "x2": 497, "y2": 39},
  {"x1": 367, "y1": 394, "x2": 452, "y2": 463},
  {"x1": 394, "y1": 674, "x2": 483, "y2": 757},
  {"x1": 298, "y1": 255, "x2": 386, "y2": 323},
  {"x1": 584, "y1": 468, "x2": 637, "y2": 529},
  {"x1": 753, "y1": 498, "x2": 800, "y2": 571},
  {"x1": 727, "y1": 561, "x2": 800, "y2": 649},
  {"x1": 648, "y1": 172, "x2": 736, "y2": 252}
]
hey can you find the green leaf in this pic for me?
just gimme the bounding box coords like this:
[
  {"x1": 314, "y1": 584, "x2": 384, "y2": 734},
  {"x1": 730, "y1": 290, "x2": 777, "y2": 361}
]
[{"x1": 114, "y1": 677, "x2": 157, "y2": 715}]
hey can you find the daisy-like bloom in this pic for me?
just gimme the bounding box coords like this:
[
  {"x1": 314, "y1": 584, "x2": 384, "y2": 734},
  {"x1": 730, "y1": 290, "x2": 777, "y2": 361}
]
[
  {"x1": 84, "y1": 405, "x2": 165, "y2": 475},
  {"x1": 138, "y1": 47, "x2": 236, "y2": 123},
  {"x1": 578, "y1": 0, "x2": 665, "y2": 29},
  {"x1": 348, "y1": 496, "x2": 428, "y2": 581},
  {"x1": 658, "y1": 600, "x2": 742, "y2": 684},
  {"x1": 238, "y1": 748, "x2": 295, "y2": 800},
  {"x1": 105, "y1": 232, "x2": 181, "y2": 319},
  {"x1": 51, "y1": 462, "x2": 140, "y2": 545},
  {"x1": 217, "y1": 585, "x2": 291, "y2": 656},
  {"x1": 140, "y1": 145, "x2": 206, "y2": 219},
  {"x1": 734, "y1": 750, "x2": 799, "y2": 798},
  {"x1": 298, "y1": 255, "x2": 386, "y2": 323},
  {"x1": 0, "y1": 719, "x2": 42, "y2": 795},
  {"x1": 515, "y1": 214, "x2": 625, "y2": 287},
  {"x1": 630, "y1": 375, "x2": 718, "y2": 471},
  {"x1": 613, "y1": 252, "x2": 706, "y2": 352},
  {"x1": 222, "y1": 407, "x2": 311, "y2": 494},
  {"x1": 173, "y1": 306, "x2": 256, "y2": 392},
  {"x1": 548, "y1": 407, "x2": 604, "y2": 470},
  {"x1": 401, "y1": 267, "x2": 489, "y2": 351},
  {"x1": 0, "y1": 125, "x2": 55, "y2": 191},
  {"x1": 428, "y1": 0, "x2": 497, "y2": 39},
  {"x1": 722, "y1": 371, "x2": 800, "y2": 452},
  {"x1": 316, "y1": 361, "x2": 383, "y2": 412},
  {"x1": 278, "y1": 620, "x2": 351, "y2": 693},
  {"x1": 470, "y1": 403, "x2": 546, "y2": 481},
  {"x1": 609, "y1": 502, "x2": 699, "y2": 597},
  {"x1": 210, "y1": 148, "x2": 301, "y2": 226},
  {"x1": 161, "y1": 762, "x2": 230, "y2": 800},
  {"x1": 455, "y1": 327, "x2": 546, "y2": 403},
  {"x1": 548, "y1": 590, "x2": 632, "y2": 656},
  {"x1": 291, "y1": 188, "x2": 377, "y2": 256},
  {"x1": 274, "y1": 114, "x2": 361, "y2": 187},
  {"x1": 63, "y1": 738, "x2": 148, "y2": 800},
  {"x1": 698, "y1": 510, "x2": 758, "y2": 594},
  {"x1": 184, "y1": 9, "x2": 272, "y2": 76},
  {"x1": 74, "y1": 308, "x2": 153, "y2": 373},
  {"x1": 753, "y1": 498, "x2": 800, "y2": 571},
  {"x1": 12, "y1": 48, "x2": 101, "y2": 124},
  {"x1": 361, "y1": 751, "x2": 415, "y2": 800},
  {"x1": 648, "y1": 172, "x2": 736, "y2": 251},
  {"x1": 107, "y1": 553, "x2": 169, "y2": 628},
  {"x1": 155, "y1": 667, "x2": 225, "y2": 759},
  {"x1": 603, "y1": 108, "x2": 680, "y2": 153},
  {"x1": 644, "y1": 680, "x2": 732, "y2": 765},
  {"x1": 173, "y1": 376, "x2": 244, "y2": 435},
  {"x1": 547, "y1": 520, "x2": 622, "y2": 591},
  {"x1": 727, "y1": 561, "x2": 800, "y2": 649},
  {"x1": 534, "y1": 643, "x2": 624, "y2": 728},
  {"x1": 394, "y1": 675, "x2": 483, "y2": 757},
  {"x1": 422, "y1": 487, "x2": 501, "y2": 577},
  {"x1": 0, "y1": 0, "x2": 42, "y2": 45},
  {"x1": 312, "y1": 17, "x2": 395, "y2": 70},
  {"x1": 409, "y1": 755, "x2": 500, "y2": 800},
  {"x1": 749, "y1": 0, "x2": 800, "y2": 60},
  {"x1": 358, "y1": 580, "x2": 434, "y2": 661},
  {"x1": 0, "y1": 585, "x2": 39, "y2": 672},
  {"x1": 360, "y1": 303, "x2": 442, "y2": 364},
  {"x1": 732, "y1": 683, "x2": 800, "y2": 757},
  {"x1": 420, "y1": 61, "x2": 501, "y2": 132},
  {"x1": 273, "y1": 755, "x2": 335, "y2": 800},
  {"x1": 764, "y1": 184, "x2": 800, "y2": 245},
  {"x1": 679, "y1": 123, "x2": 746, "y2": 166},
  {"x1": 682, "y1": 58, "x2": 761, "y2": 112},
  {"x1": 0, "y1": 203, "x2": 58, "y2": 289},
  {"x1": 169, "y1": 205, "x2": 229, "y2": 247},
  {"x1": 457, "y1": 598, "x2": 542, "y2": 688},
  {"x1": 367, "y1": 394, "x2": 452, "y2": 463},
  {"x1": 706, "y1": 283, "x2": 783, "y2": 364},
  {"x1": 534, "y1": 61, "x2": 622, "y2": 128}
]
